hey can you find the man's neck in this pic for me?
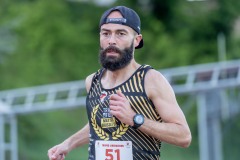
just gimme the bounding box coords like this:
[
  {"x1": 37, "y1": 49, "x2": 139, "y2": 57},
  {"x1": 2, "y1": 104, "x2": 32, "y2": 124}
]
[{"x1": 101, "y1": 61, "x2": 140, "y2": 89}]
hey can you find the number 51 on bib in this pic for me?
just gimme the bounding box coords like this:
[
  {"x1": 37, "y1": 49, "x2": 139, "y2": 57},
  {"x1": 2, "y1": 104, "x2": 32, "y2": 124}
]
[{"x1": 95, "y1": 140, "x2": 133, "y2": 160}]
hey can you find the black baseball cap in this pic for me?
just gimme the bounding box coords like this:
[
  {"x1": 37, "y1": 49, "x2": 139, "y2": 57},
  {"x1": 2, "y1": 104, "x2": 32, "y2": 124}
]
[{"x1": 99, "y1": 6, "x2": 143, "y2": 49}]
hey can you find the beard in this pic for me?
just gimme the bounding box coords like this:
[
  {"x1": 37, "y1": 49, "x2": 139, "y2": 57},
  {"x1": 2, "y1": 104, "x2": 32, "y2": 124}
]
[{"x1": 99, "y1": 42, "x2": 134, "y2": 71}]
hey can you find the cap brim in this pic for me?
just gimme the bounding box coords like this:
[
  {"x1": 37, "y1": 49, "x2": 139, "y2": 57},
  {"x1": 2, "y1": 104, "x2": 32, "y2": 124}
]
[{"x1": 135, "y1": 39, "x2": 143, "y2": 49}]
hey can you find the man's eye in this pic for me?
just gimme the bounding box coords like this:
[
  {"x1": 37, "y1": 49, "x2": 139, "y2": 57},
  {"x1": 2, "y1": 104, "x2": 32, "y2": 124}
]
[
  {"x1": 118, "y1": 32, "x2": 125, "y2": 36},
  {"x1": 101, "y1": 32, "x2": 109, "y2": 36}
]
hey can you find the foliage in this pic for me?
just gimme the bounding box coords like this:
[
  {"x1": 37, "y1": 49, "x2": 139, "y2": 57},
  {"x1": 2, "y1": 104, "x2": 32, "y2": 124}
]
[{"x1": 0, "y1": 0, "x2": 102, "y2": 89}]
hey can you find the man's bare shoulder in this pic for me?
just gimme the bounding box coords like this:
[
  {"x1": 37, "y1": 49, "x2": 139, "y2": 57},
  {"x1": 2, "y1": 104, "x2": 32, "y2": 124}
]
[
  {"x1": 145, "y1": 69, "x2": 173, "y2": 98},
  {"x1": 145, "y1": 69, "x2": 168, "y2": 84},
  {"x1": 85, "y1": 72, "x2": 96, "y2": 92},
  {"x1": 86, "y1": 73, "x2": 95, "y2": 82}
]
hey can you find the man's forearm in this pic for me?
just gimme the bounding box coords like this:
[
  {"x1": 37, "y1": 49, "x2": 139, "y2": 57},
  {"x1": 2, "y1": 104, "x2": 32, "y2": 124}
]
[
  {"x1": 139, "y1": 118, "x2": 191, "y2": 148},
  {"x1": 63, "y1": 123, "x2": 90, "y2": 152}
]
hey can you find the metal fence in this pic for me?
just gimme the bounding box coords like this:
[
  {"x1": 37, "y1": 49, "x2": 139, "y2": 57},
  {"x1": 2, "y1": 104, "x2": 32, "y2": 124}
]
[{"x1": 1, "y1": 59, "x2": 240, "y2": 160}]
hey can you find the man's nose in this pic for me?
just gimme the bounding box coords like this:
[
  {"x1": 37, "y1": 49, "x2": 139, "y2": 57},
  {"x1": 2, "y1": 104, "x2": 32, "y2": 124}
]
[{"x1": 108, "y1": 34, "x2": 117, "y2": 45}]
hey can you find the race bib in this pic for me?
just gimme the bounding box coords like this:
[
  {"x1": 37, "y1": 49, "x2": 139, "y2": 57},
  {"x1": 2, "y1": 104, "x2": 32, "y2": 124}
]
[{"x1": 95, "y1": 140, "x2": 133, "y2": 160}]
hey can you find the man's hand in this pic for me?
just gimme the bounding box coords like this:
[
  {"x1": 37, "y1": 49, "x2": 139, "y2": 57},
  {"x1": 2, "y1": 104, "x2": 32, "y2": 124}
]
[
  {"x1": 48, "y1": 143, "x2": 68, "y2": 160},
  {"x1": 109, "y1": 90, "x2": 136, "y2": 126}
]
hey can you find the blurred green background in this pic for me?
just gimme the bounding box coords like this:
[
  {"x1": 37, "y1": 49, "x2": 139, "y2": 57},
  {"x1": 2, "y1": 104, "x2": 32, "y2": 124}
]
[{"x1": 1, "y1": 0, "x2": 240, "y2": 159}]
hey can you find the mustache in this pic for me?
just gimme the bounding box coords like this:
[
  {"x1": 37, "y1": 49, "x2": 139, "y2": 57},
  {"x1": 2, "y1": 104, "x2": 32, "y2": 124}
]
[{"x1": 101, "y1": 45, "x2": 122, "y2": 54}]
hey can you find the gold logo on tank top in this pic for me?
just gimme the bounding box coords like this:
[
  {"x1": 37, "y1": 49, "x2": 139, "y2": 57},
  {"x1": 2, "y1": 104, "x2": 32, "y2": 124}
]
[
  {"x1": 91, "y1": 105, "x2": 129, "y2": 140},
  {"x1": 101, "y1": 117, "x2": 117, "y2": 128}
]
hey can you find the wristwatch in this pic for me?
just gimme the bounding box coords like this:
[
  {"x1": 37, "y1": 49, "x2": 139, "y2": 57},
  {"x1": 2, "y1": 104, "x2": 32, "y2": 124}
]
[{"x1": 132, "y1": 114, "x2": 144, "y2": 129}]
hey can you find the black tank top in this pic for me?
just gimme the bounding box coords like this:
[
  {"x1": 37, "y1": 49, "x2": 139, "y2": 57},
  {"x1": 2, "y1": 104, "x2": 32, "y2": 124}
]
[{"x1": 86, "y1": 65, "x2": 162, "y2": 160}]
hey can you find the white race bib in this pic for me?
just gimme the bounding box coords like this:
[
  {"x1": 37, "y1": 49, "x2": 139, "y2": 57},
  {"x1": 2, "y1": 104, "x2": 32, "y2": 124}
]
[{"x1": 95, "y1": 140, "x2": 133, "y2": 160}]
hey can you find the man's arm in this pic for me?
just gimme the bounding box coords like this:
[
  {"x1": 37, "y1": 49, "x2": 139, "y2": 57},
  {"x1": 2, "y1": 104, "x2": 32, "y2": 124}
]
[
  {"x1": 48, "y1": 73, "x2": 95, "y2": 160},
  {"x1": 109, "y1": 69, "x2": 191, "y2": 147},
  {"x1": 48, "y1": 124, "x2": 90, "y2": 160},
  {"x1": 139, "y1": 69, "x2": 191, "y2": 147}
]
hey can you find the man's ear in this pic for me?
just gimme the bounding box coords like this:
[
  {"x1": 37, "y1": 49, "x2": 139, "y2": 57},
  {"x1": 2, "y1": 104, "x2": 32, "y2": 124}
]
[{"x1": 134, "y1": 34, "x2": 142, "y2": 48}]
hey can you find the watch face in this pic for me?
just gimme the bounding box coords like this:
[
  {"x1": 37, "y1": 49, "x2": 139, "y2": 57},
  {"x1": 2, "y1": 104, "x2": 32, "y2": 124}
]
[{"x1": 135, "y1": 115, "x2": 144, "y2": 124}]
